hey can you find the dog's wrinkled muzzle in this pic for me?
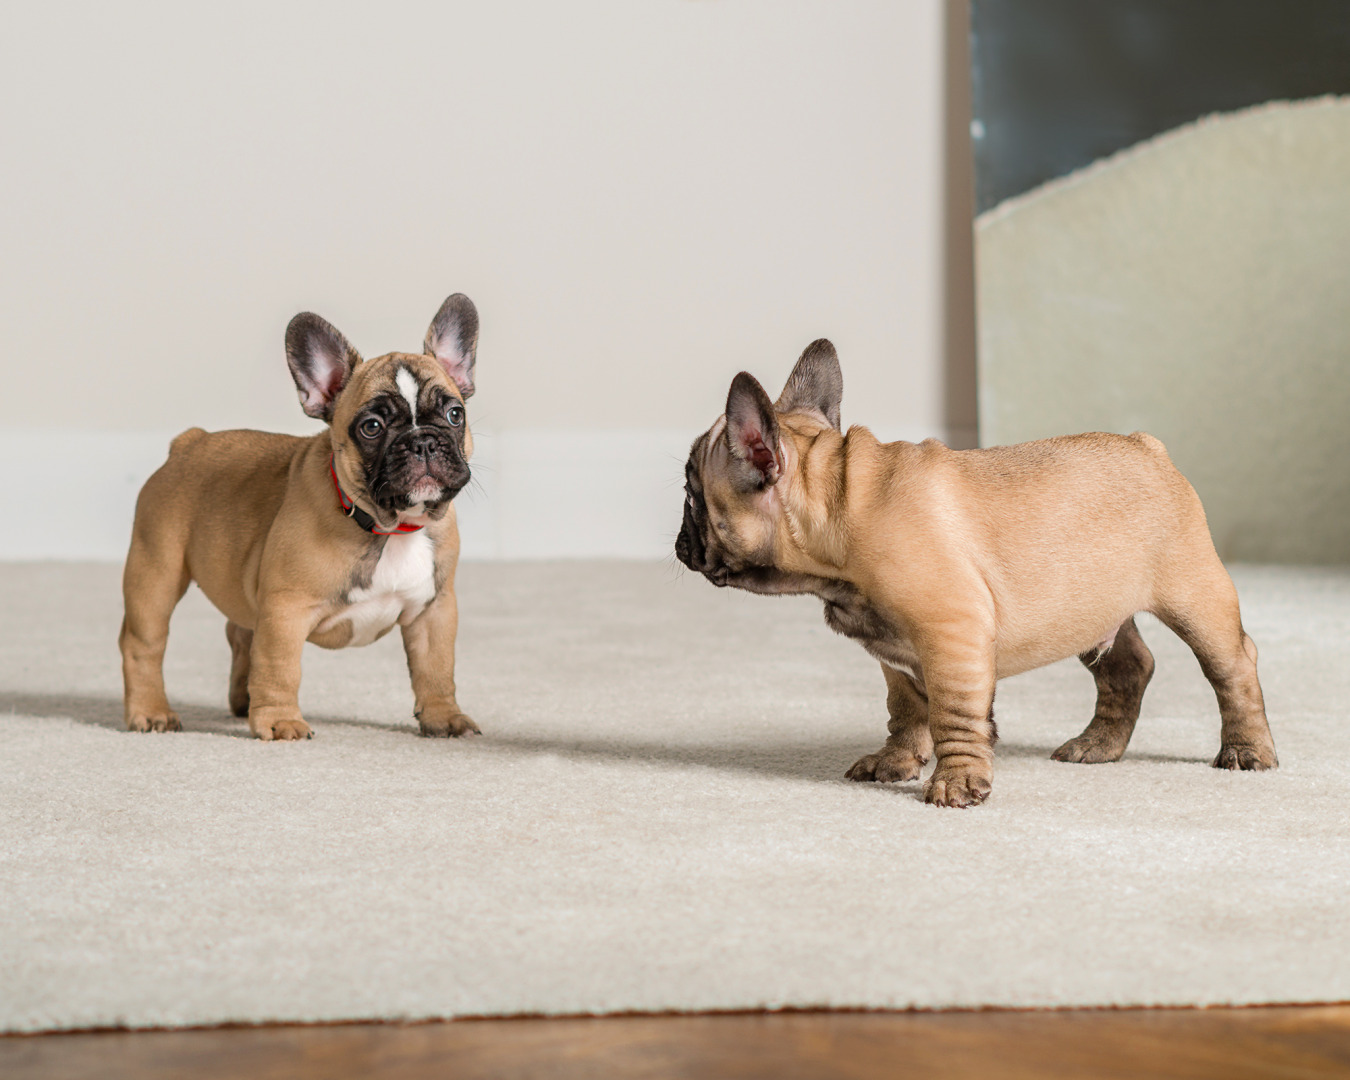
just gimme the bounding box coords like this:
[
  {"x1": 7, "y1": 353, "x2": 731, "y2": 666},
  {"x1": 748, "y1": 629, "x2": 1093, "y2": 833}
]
[
  {"x1": 675, "y1": 529, "x2": 692, "y2": 569},
  {"x1": 675, "y1": 514, "x2": 702, "y2": 571},
  {"x1": 675, "y1": 525, "x2": 733, "y2": 587},
  {"x1": 442, "y1": 464, "x2": 472, "y2": 501}
]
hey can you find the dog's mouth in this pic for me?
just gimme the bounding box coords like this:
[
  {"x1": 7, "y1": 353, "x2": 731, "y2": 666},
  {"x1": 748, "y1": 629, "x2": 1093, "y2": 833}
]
[
  {"x1": 676, "y1": 523, "x2": 735, "y2": 587},
  {"x1": 687, "y1": 554, "x2": 808, "y2": 596},
  {"x1": 405, "y1": 475, "x2": 445, "y2": 506},
  {"x1": 373, "y1": 457, "x2": 471, "y2": 514}
]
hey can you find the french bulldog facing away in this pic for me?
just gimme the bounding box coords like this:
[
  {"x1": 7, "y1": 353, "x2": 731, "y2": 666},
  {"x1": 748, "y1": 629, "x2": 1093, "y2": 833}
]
[
  {"x1": 120, "y1": 294, "x2": 481, "y2": 741},
  {"x1": 675, "y1": 340, "x2": 1277, "y2": 806}
]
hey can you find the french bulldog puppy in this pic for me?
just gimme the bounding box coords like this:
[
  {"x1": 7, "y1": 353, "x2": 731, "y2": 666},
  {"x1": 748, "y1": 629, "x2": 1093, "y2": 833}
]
[
  {"x1": 675, "y1": 340, "x2": 1277, "y2": 806},
  {"x1": 120, "y1": 294, "x2": 481, "y2": 741}
]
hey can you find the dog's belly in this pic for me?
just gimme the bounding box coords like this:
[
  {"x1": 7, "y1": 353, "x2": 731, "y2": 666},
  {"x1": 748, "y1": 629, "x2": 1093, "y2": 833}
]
[
  {"x1": 311, "y1": 532, "x2": 437, "y2": 649},
  {"x1": 990, "y1": 575, "x2": 1153, "y2": 676},
  {"x1": 994, "y1": 613, "x2": 1136, "y2": 678},
  {"x1": 820, "y1": 584, "x2": 1133, "y2": 686}
]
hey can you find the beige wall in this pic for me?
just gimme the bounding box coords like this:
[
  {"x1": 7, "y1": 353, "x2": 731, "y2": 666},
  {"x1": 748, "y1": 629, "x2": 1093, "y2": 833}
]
[
  {"x1": 1, "y1": 1, "x2": 976, "y2": 558},
  {"x1": 2, "y1": 1, "x2": 968, "y2": 435}
]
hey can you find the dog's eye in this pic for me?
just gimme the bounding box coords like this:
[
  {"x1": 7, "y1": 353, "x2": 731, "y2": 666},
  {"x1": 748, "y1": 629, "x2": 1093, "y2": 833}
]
[
  {"x1": 358, "y1": 417, "x2": 384, "y2": 439},
  {"x1": 446, "y1": 405, "x2": 465, "y2": 427}
]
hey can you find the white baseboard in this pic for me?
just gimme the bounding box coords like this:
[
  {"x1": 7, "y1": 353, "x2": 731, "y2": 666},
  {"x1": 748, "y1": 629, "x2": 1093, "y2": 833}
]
[{"x1": 6, "y1": 425, "x2": 967, "y2": 561}]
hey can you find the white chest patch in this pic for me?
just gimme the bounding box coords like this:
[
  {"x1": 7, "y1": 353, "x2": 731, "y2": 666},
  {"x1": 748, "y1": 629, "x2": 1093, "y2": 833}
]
[{"x1": 318, "y1": 531, "x2": 437, "y2": 647}]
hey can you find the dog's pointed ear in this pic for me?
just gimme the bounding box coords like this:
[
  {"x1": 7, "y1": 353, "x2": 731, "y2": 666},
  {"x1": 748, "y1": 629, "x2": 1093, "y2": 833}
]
[
  {"x1": 725, "y1": 372, "x2": 782, "y2": 486},
  {"x1": 285, "y1": 313, "x2": 363, "y2": 422},
  {"x1": 424, "y1": 293, "x2": 478, "y2": 399},
  {"x1": 776, "y1": 338, "x2": 842, "y2": 431}
]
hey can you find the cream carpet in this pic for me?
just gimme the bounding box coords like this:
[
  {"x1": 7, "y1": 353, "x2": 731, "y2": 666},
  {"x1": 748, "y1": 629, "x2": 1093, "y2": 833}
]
[{"x1": 2, "y1": 561, "x2": 1348, "y2": 1032}]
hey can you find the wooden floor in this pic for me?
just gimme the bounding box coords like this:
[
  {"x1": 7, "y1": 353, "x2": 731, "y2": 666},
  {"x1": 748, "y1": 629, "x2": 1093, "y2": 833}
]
[{"x1": 4, "y1": 1007, "x2": 1350, "y2": 1079}]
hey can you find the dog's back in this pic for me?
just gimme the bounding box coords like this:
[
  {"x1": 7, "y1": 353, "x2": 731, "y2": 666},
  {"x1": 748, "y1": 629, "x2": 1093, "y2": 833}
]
[
  {"x1": 137, "y1": 428, "x2": 306, "y2": 534},
  {"x1": 859, "y1": 430, "x2": 1218, "y2": 675}
]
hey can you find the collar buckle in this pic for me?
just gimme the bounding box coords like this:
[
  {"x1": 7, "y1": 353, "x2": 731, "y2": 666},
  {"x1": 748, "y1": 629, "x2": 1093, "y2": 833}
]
[{"x1": 329, "y1": 454, "x2": 424, "y2": 537}]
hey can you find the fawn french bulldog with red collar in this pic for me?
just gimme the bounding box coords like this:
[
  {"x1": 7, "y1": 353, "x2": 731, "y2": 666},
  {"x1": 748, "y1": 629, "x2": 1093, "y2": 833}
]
[
  {"x1": 120, "y1": 294, "x2": 480, "y2": 741},
  {"x1": 675, "y1": 340, "x2": 1277, "y2": 806}
]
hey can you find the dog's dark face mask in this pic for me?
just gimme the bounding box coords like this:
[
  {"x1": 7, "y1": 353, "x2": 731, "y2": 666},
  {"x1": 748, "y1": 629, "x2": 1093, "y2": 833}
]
[
  {"x1": 284, "y1": 293, "x2": 480, "y2": 532},
  {"x1": 675, "y1": 438, "x2": 735, "y2": 586},
  {"x1": 675, "y1": 339, "x2": 843, "y2": 592},
  {"x1": 346, "y1": 362, "x2": 471, "y2": 518}
]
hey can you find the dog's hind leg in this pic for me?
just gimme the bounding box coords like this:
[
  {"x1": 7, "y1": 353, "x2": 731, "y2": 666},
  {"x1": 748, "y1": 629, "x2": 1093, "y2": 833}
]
[
  {"x1": 1154, "y1": 559, "x2": 1276, "y2": 771},
  {"x1": 1053, "y1": 616, "x2": 1154, "y2": 764},
  {"x1": 120, "y1": 525, "x2": 190, "y2": 733},
  {"x1": 225, "y1": 621, "x2": 253, "y2": 718},
  {"x1": 846, "y1": 665, "x2": 933, "y2": 783}
]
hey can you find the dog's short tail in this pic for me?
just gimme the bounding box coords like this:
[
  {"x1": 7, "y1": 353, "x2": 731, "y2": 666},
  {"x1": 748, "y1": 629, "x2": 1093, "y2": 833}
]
[
  {"x1": 169, "y1": 427, "x2": 207, "y2": 455},
  {"x1": 1128, "y1": 431, "x2": 1169, "y2": 458}
]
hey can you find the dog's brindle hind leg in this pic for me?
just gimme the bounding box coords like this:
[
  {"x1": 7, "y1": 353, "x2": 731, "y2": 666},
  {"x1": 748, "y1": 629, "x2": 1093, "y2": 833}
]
[
  {"x1": 1154, "y1": 558, "x2": 1276, "y2": 770},
  {"x1": 225, "y1": 620, "x2": 252, "y2": 718},
  {"x1": 845, "y1": 665, "x2": 933, "y2": 783},
  {"x1": 1052, "y1": 616, "x2": 1155, "y2": 764}
]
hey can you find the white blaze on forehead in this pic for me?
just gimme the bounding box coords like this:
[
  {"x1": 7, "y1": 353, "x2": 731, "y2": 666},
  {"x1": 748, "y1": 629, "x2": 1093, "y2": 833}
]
[{"x1": 395, "y1": 366, "x2": 421, "y2": 426}]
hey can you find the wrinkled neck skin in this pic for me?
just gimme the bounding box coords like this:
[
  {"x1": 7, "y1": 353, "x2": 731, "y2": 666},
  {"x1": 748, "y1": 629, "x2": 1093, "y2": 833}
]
[{"x1": 732, "y1": 418, "x2": 868, "y2": 599}]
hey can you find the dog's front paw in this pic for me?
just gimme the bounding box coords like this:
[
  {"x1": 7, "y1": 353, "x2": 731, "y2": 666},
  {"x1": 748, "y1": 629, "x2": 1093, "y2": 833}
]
[
  {"x1": 126, "y1": 710, "x2": 181, "y2": 733},
  {"x1": 1213, "y1": 743, "x2": 1277, "y2": 771},
  {"x1": 417, "y1": 707, "x2": 480, "y2": 738},
  {"x1": 249, "y1": 709, "x2": 313, "y2": 741},
  {"x1": 923, "y1": 765, "x2": 992, "y2": 808},
  {"x1": 1051, "y1": 731, "x2": 1128, "y2": 764},
  {"x1": 846, "y1": 746, "x2": 925, "y2": 783}
]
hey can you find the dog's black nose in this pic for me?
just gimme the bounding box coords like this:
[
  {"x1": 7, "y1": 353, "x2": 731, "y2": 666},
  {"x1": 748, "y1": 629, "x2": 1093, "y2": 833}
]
[{"x1": 408, "y1": 430, "x2": 439, "y2": 460}]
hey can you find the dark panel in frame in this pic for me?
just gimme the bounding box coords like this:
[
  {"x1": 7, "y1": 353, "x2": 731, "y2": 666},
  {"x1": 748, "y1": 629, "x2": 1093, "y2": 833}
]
[{"x1": 971, "y1": 0, "x2": 1350, "y2": 213}]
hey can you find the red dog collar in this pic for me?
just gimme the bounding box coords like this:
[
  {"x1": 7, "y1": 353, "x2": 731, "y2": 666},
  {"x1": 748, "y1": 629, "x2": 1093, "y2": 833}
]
[{"x1": 330, "y1": 455, "x2": 424, "y2": 536}]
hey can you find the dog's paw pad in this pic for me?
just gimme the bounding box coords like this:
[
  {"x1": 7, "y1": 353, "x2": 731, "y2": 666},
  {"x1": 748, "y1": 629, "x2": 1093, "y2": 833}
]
[
  {"x1": 126, "y1": 712, "x2": 181, "y2": 733},
  {"x1": 254, "y1": 718, "x2": 312, "y2": 741},
  {"x1": 418, "y1": 712, "x2": 481, "y2": 738},
  {"x1": 1213, "y1": 744, "x2": 1277, "y2": 771},
  {"x1": 845, "y1": 754, "x2": 881, "y2": 782},
  {"x1": 847, "y1": 747, "x2": 926, "y2": 783},
  {"x1": 923, "y1": 770, "x2": 991, "y2": 808},
  {"x1": 1051, "y1": 734, "x2": 1126, "y2": 764},
  {"x1": 873, "y1": 751, "x2": 924, "y2": 783}
]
